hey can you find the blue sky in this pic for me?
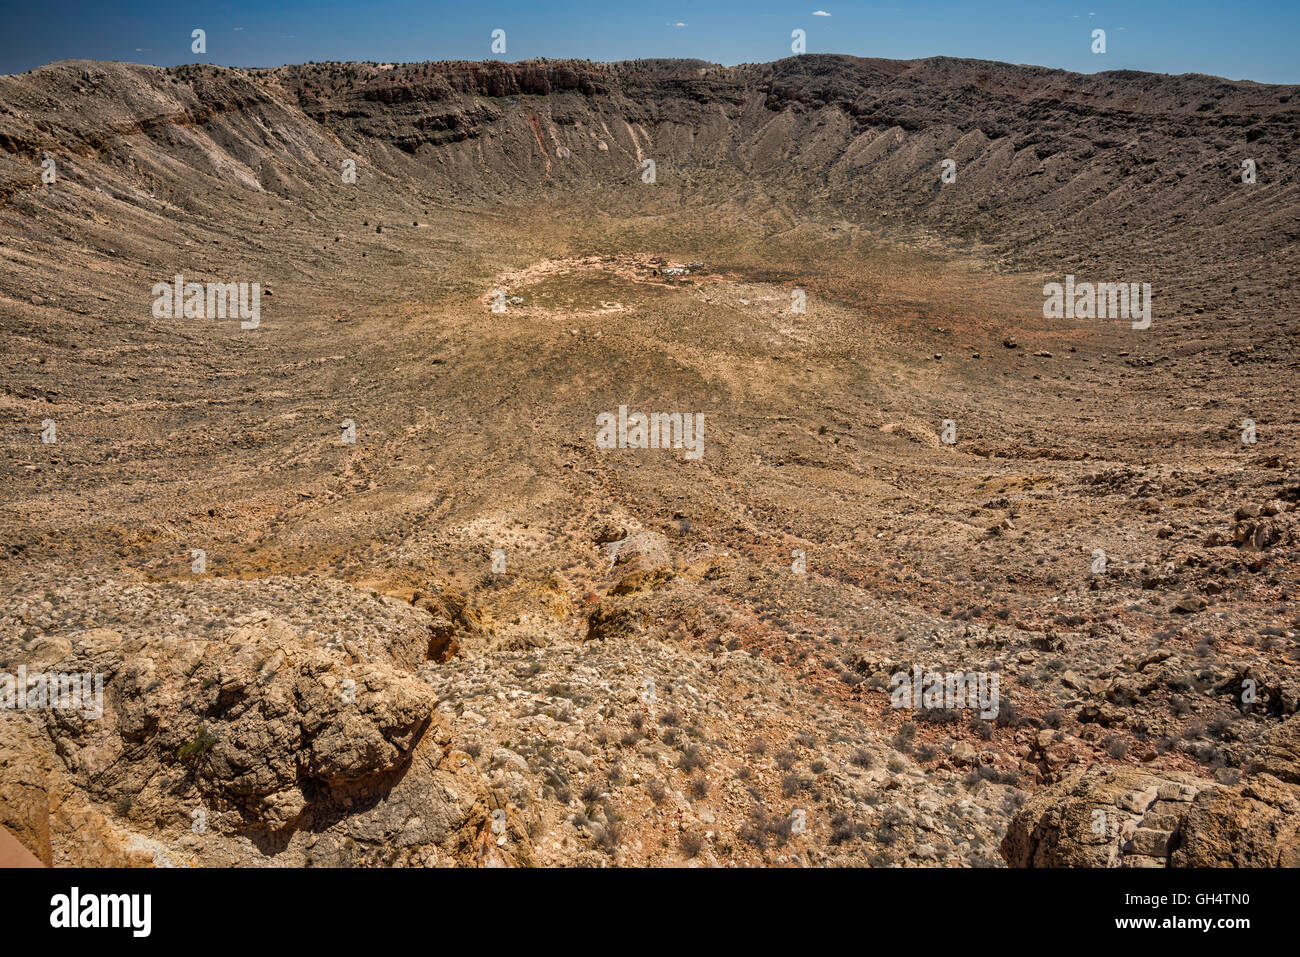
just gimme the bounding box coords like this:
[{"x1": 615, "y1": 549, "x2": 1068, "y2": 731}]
[{"x1": 3, "y1": 1, "x2": 1297, "y2": 83}]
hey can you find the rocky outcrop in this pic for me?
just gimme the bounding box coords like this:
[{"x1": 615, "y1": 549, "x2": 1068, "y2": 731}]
[
  {"x1": 3, "y1": 612, "x2": 524, "y2": 866},
  {"x1": 1003, "y1": 715, "x2": 1300, "y2": 867},
  {"x1": 3, "y1": 55, "x2": 1296, "y2": 278},
  {"x1": 1206, "y1": 499, "x2": 1298, "y2": 550},
  {"x1": 1000, "y1": 765, "x2": 1207, "y2": 867},
  {"x1": 1171, "y1": 774, "x2": 1300, "y2": 867},
  {"x1": 1251, "y1": 711, "x2": 1300, "y2": 783},
  {"x1": 603, "y1": 531, "x2": 672, "y2": 572},
  {"x1": 585, "y1": 598, "x2": 648, "y2": 642}
]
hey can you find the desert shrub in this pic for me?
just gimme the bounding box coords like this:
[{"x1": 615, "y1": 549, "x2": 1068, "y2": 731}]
[
  {"x1": 915, "y1": 707, "x2": 960, "y2": 725},
  {"x1": 679, "y1": 831, "x2": 705, "y2": 858},
  {"x1": 545, "y1": 770, "x2": 572, "y2": 804},
  {"x1": 738, "y1": 820, "x2": 767, "y2": 849},
  {"x1": 994, "y1": 700, "x2": 1020, "y2": 728},
  {"x1": 892, "y1": 724, "x2": 917, "y2": 753},
  {"x1": 964, "y1": 765, "x2": 1020, "y2": 787},
  {"x1": 678, "y1": 744, "x2": 707, "y2": 772},
  {"x1": 764, "y1": 811, "x2": 794, "y2": 845},
  {"x1": 591, "y1": 821, "x2": 620, "y2": 852},
  {"x1": 829, "y1": 810, "x2": 868, "y2": 845},
  {"x1": 178, "y1": 726, "x2": 217, "y2": 761}
]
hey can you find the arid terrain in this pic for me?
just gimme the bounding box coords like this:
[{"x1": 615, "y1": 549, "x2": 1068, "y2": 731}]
[{"x1": 1, "y1": 55, "x2": 1298, "y2": 867}]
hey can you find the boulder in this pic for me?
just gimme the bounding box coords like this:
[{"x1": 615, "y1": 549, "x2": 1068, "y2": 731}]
[
  {"x1": 5, "y1": 615, "x2": 513, "y2": 865},
  {"x1": 1003, "y1": 723, "x2": 1300, "y2": 868}
]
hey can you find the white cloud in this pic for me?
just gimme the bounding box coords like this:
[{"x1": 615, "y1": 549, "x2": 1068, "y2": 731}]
[
  {"x1": 668, "y1": 21, "x2": 687, "y2": 27},
  {"x1": 813, "y1": 9, "x2": 831, "y2": 15}
]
